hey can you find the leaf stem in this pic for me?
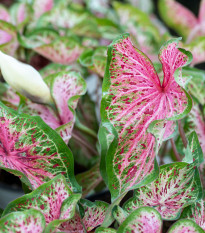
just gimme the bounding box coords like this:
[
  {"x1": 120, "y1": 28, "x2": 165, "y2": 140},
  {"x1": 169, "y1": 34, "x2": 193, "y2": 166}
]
[
  {"x1": 72, "y1": 131, "x2": 98, "y2": 156},
  {"x1": 178, "y1": 120, "x2": 187, "y2": 148},
  {"x1": 101, "y1": 192, "x2": 127, "y2": 228},
  {"x1": 75, "y1": 119, "x2": 98, "y2": 139},
  {"x1": 170, "y1": 138, "x2": 181, "y2": 162}
]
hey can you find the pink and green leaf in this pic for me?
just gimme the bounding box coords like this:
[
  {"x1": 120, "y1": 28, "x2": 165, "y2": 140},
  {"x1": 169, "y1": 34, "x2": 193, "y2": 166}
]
[
  {"x1": 112, "y1": 206, "x2": 128, "y2": 224},
  {"x1": 199, "y1": 0, "x2": 205, "y2": 23},
  {"x1": 158, "y1": 0, "x2": 198, "y2": 39},
  {"x1": 50, "y1": 71, "x2": 87, "y2": 142},
  {"x1": 183, "y1": 131, "x2": 204, "y2": 165},
  {"x1": 117, "y1": 207, "x2": 162, "y2": 233},
  {"x1": 40, "y1": 63, "x2": 72, "y2": 78},
  {"x1": 183, "y1": 37, "x2": 205, "y2": 66},
  {"x1": 0, "y1": 102, "x2": 80, "y2": 191},
  {"x1": 181, "y1": 200, "x2": 205, "y2": 231},
  {"x1": 34, "y1": 37, "x2": 84, "y2": 65},
  {"x1": 58, "y1": 199, "x2": 109, "y2": 232},
  {"x1": 32, "y1": 0, "x2": 53, "y2": 19},
  {"x1": 167, "y1": 219, "x2": 204, "y2": 233},
  {"x1": 100, "y1": 34, "x2": 192, "y2": 200},
  {"x1": 0, "y1": 209, "x2": 46, "y2": 233},
  {"x1": 0, "y1": 20, "x2": 18, "y2": 56},
  {"x1": 3, "y1": 175, "x2": 81, "y2": 226},
  {"x1": 184, "y1": 67, "x2": 205, "y2": 105},
  {"x1": 80, "y1": 46, "x2": 107, "y2": 77},
  {"x1": 124, "y1": 162, "x2": 202, "y2": 220},
  {"x1": 76, "y1": 163, "x2": 102, "y2": 197}
]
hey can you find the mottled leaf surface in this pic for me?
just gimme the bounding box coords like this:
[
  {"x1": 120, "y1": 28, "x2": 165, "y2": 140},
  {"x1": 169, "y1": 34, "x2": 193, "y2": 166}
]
[
  {"x1": 3, "y1": 175, "x2": 80, "y2": 227},
  {"x1": 0, "y1": 209, "x2": 45, "y2": 233},
  {"x1": 181, "y1": 200, "x2": 205, "y2": 231},
  {"x1": 124, "y1": 163, "x2": 202, "y2": 220},
  {"x1": 112, "y1": 206, "x2": 128, "y2": 224},
  {"x1": 58, "y1": 200, "x2": 109, "y2": 232},
  {"x1": 101, "y1": 34, "x2": 192, "y2": 200},
  {"x1": 35, "y1": 37, "x2": 84, "y2": 65},
  {"x1": 168, "y1": 219, "x2": 204, "y2": 233},
  {"x1": 0, "y1": 102, "x2": 80, "y2": 191},
  {"x1": 117, "y1": 207, "x2": 162, "y2": 233}
]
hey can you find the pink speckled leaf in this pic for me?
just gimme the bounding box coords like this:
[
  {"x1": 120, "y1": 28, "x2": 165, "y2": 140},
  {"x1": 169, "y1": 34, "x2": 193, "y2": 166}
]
[
  {"x1": 0, "y1": 102, "x2": 80, "y2": 191},
  {"x1": 0, "y1": 209, "x2": 46, "y2": 233},
  {"x1": 117, "y1": 207, "x2": 162, "y2": 233},
  {"x1": 181, "y1": 200, "x2": 205, "y2": 231},
  {"x1": 35, "y1": 37, "x2": 83, "y2": 65},
  {"x1": 112, "y1": 206, "x2": 128, "y2": 224},
  {"x1": 3, "y1": 175, "x2": 81, "y2": 228},
  {"x1": 124, "y1": 162, "x2": 202, "y2": 220},
  {"x1": 168, "y1": 219, "x2": 204, "y2": 233},
  {"x1": 58, "y1": 200, "x2": 109, "y2": 232},
  {"x1": 101, "y1": 34, "x2": 192, "y2": 200},
  {"x1": 158, "y1": 0, "x2": 198, "y2": 39},
  {"x1": 10, "y1": 2, "x2": 30, "y2": 27},
  {"x1": 199, "y1": 0, "x2": 205, "y2": 23},
  {"x1": 76, "y1": 163, "x2": 102, "y2": 197},
  {"x1": 33, "y1": 0, "x2": 53, "y2": 19},
  {"x1": 51, "y1": 71, "x2": 86, "y2": 142},
  {"x1": 184, "y1": 37, "x2": 205, "y2": 66}
]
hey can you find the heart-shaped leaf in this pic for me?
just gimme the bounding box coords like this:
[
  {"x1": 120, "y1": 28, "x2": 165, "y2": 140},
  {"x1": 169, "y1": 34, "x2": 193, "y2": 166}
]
[
  {"x1": 0, "y1": 209, "x2": 46, "y2": 233},
  {"x1": 0, "y1": 102, "x2": 80, "y2": 191},
  {"x1": 124, "y1": 162, "x2": 202, "y2": 220},
  {"x1": 100, "y1": 34, "x2": 192, "y2": 200},
  {"x1": 3, "y1": 175, "x2": 81, "y2": 229},
  {"x1": 181, "y1": 200, "x2": 205, "y2": 231},
  {"x1": 117, "y1": 207, "x2": 162, "y2": 233},
  {"x1": 168, "y1": 219, "x2": 204, "y2": 233}
]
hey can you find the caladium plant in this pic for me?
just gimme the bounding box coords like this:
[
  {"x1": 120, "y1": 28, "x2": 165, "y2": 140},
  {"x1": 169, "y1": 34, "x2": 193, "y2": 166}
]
[
  {"x1": 0, "y1": 1, "x2": 205, "y2": 232},
  {"x1": 100, "y1": 33, "x2": 192, "y2": 201}
]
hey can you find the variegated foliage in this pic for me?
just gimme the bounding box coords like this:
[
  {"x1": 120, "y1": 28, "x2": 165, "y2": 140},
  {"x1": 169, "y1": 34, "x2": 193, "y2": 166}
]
[
  {"x1": 16, "y1": 71, "x2": 86, "y2": 143},
  {"x1": 117, "y1": 207, "x2": 163, "y2": 233},
  {"x1": 123, "y1": 162, "x2": 202, "y2": 220},
  {"x1": 0, "y1": 209, "x2": 46, "y2": 233},
  {"x1": 3, "y1": 175, "x2": 81, "y2": 232},
  {"x1": 18, "y1": 29, "x2": 84, "y2": 65},
  {"x1": 100, "y1": 34, "x2": 192, "y2": 200},
  {"x1": 158, "y1": 0, "x2": 205, "y2": 42},
  {"x1": 181, "y1": 200, "x2": 205, "y2": 231},
  {"x1": 57, "y1": 199, "x2": 109, "y2": 232},
  {"x1": 167, "y1": 219, "x2": 204, "y2": 233},
  {"x1": 0, "y1": 102, "x2": 80, "y2": 191}
]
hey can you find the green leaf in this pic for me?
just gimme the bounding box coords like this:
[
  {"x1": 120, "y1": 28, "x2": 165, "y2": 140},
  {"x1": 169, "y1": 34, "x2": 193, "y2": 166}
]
[{"x1": 95, "y1": 227, "x2": 117, "y2": 233}]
